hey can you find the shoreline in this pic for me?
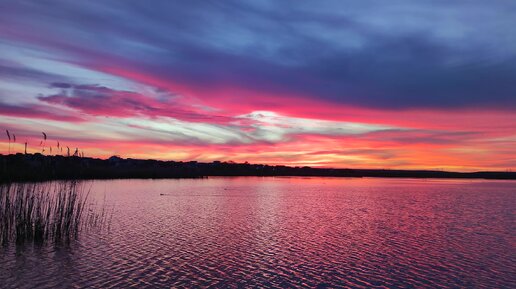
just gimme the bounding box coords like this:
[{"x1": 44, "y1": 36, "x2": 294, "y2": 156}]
[{"x1": 2, "y1": 153, "x2": 515, "y2": 182}]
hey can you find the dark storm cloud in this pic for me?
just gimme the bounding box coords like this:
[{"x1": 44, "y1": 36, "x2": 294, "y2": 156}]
[{"x1": 1, "y1": 0, "x2": 515, "y2": 109}]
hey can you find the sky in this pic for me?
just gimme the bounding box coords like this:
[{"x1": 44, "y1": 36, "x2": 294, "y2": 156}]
[{"x1": 0, "y1": 0, "x2": 515, "y2": 171}]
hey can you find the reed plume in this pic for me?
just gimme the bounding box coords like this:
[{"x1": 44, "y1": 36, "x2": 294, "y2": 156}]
[
  {"x1": 41, "y1": 132, "x2": 47, "y2": 154},
  {"x1": 6, "y1": 129, "x2": 11, "y2": 154}
]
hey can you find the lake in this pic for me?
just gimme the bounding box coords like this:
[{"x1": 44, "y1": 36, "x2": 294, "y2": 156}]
[{"x1": 1, "y1": 177, "x2": 515, "y2": 288}]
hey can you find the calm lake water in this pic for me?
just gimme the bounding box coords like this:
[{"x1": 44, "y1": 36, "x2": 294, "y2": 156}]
[{"x1": 1, "y1": 177, "x2": 515, "y2": 288}]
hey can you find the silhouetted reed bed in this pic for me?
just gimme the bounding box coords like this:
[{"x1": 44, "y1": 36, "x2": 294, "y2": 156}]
[{"x1": 0, "y1": 181, "x2": 107, "y2": 245}]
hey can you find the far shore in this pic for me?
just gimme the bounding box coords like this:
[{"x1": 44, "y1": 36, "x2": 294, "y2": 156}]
[{"x1": 1, "y1": 153, "x2": 515, "y2": 182}]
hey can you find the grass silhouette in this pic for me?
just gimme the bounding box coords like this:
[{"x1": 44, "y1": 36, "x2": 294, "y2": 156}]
[{"x1": 0, "y1": 181, "x2": 108, "y2": 245}]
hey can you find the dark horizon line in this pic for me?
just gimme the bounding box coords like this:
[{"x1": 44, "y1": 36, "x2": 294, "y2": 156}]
[
  {"x1": 101, "y1": 154, "x2": 515, "y2": 175},
  {"x1": 1, "y1": 153, "x2": 515, "y2": 181},
  {"x1": 1, "y1": 152, "x2": 515, "y2": 174}
]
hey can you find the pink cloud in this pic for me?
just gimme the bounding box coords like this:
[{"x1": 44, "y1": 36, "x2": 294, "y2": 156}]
[
  {"x1": 0, "y1": 102, "x2": 84, "y2": 122},
  {"x1": 37, "y1": 83, "x2": 234, "y2": 124}
]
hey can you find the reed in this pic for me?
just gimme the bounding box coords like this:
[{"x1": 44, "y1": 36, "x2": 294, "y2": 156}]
[
  {"x1": 6, "y1": 130, "x2": 11, "y2": 154},
  {"x1": 3, "y1": 129, "x2": 81, "y2": 158},
  {"x1": 0, "y1": 181, "x2": 107, "y2": 245}
]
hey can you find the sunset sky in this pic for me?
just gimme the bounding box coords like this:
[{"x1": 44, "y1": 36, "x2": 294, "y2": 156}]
[{"x1": 1, "y1": 1, "x2": 515, "y2": 171}]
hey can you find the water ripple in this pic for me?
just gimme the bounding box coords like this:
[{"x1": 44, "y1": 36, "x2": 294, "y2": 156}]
[{"x1": 1, "y1": 177, "x2": 515, "y2": 288}]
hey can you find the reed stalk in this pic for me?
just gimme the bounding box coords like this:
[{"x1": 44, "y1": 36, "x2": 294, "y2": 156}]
[{"x1": 0, "y1": 181, "x2": 107, "y2": 245}]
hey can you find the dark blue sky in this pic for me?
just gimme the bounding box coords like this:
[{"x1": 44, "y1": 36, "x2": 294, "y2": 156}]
[{"x1": 1, "y1": 0, "x2": 515, "y2": 109}]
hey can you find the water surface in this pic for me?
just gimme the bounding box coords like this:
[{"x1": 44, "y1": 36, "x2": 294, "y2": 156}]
[{"x1": 1, "y1": 177, "x2": 515, "y2": 288}]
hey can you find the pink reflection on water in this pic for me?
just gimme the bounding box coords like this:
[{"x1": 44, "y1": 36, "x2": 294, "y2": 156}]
[{"x1": 2, "y1": 177, "x2": 515, "y2": 288}]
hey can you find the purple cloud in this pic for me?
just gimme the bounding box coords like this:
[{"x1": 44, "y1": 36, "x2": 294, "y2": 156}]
[{"x1": 0, "y1": 0, "x2": 514, "y2": 110}]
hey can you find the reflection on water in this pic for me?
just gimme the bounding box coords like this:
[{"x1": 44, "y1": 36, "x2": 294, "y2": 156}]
[{"x1": 1, "y1": 177, "x2": 515, "y2": 288}]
